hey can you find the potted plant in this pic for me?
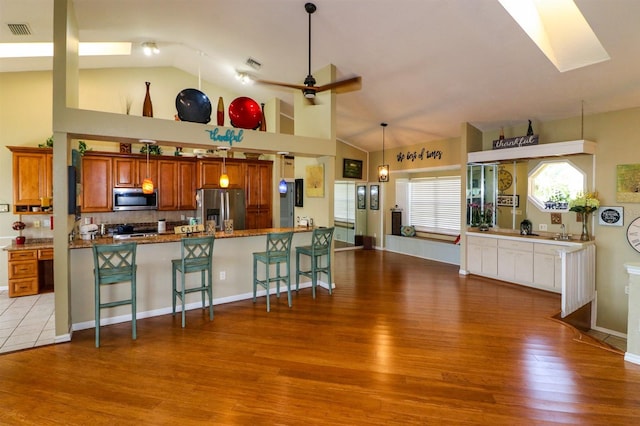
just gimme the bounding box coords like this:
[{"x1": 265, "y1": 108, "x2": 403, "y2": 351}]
[{"x1": 12, "y1": 220, "x2": 26, "y2": 245}]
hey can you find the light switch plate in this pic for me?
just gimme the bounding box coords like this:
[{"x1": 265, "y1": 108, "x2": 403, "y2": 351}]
[{"x1": 0, "y1": 204, "x2": 9, "y2": 212}]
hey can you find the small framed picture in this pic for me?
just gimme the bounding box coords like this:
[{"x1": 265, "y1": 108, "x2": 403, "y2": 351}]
[
  {"x1": 343, "y1": 158, "x2": 363, "y2": 179},
  {"x1": 598, "y1": 206, "x2": 623, "y2": 226},
  {"x1": 294, "y1": 179, "x2": 304, "y2": 207},
  {"x1": 357, "y1": 185, "x2": 366, "y2": 209},
  {"x1": 370, "y1": 185, "x2": 379, "y2": 210},
  {"x1": 497, "y1": 194, "x2": 519, "y2": 207}
]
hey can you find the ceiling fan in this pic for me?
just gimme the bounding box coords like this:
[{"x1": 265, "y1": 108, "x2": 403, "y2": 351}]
[{"x1": 255, "y1": 2, "x2": 362, "y2": 102}]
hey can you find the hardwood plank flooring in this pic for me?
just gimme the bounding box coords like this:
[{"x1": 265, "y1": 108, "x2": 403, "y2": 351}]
[{"x1": 1, "y1": 250, "x2": 639, "y2": 425}]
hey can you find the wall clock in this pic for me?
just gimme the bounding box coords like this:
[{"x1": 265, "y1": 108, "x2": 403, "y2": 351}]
[
  {"x1": 498, "y1": 168, "x2": 513, "y2": 192},
  {"x1": 626, "y1": 216, "x2": 640, "y2": 252}
]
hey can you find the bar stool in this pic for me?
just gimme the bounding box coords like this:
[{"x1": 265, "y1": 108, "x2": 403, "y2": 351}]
[
  {"x1": 296, "y1": 227, "x2": 335, "y2": 298},
  {"x1": 172, "y1": 235, "x2": 215, "y2": 327},
  {"x1": 253, "y1": 231, "x2": 294, "y2": 312},
  {"x1": 92, "y1": 242, "x2": 137, "y2": 348}
]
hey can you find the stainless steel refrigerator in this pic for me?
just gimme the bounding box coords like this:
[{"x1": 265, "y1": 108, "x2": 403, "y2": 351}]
[{"x1": 195, "y1": 188, "x2": 246, "y2": 231}]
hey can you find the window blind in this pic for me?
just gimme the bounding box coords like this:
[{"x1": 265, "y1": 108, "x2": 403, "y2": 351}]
[{"x1": 408, "y1": 177, "x2": 461, "y2": 233}]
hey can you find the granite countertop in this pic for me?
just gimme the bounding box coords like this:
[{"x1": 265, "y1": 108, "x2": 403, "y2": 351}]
[
  {"x1": 466, "y1": 228, "x2": 595, "y2": 246},
  {"x1": 68, "y1": 226, "x2": 315, "y2": 249},
  {"x1": 3, "y1": 238, "x2": 54, "y2": 252}
]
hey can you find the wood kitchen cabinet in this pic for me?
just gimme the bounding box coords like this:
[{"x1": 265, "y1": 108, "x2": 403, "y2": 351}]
[
  {"x1": 245, "y1": 161, "x2": 273, "y2": 229},
  {"x1": 113, "y1": 156, "x2": 158, "y2": 188},
  {"x1": 198, "y1": 158, "x2": 245, "y2": 189},
  {"x1": 8, "y1": 250, "x2": 39, "y2": 297},
  {"x1": 158, "y1": 158, "x2": 196, "y2": 210},
  {"x1": 81, "y1": 154, "x2": 113, "y2": 212},
  {"x1": 8, "y1": 146, "x2": 53, "y2": 214},
  {"x1": 82, "y1": 153, "x2": 113, "y2": 213}
]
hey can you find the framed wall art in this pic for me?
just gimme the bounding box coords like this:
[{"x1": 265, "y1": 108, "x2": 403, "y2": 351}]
[
  {"x1": 598, "y1": 206, "x2": 623, "y2": 226},
  {"x1": 305, "y1": 164, "x2": 324, "y2": 198},
  {"x1": 295, "y1": 178, "x2": 304, "y2": 207},
  {"x1": 497, "y1": 194, "x2": 519, "y2": 207},
  {"x1": 343, "y1": 158, "x2": 363, "y2": 179},
  {"x1": 616, "y1": 164, "x2": 640, "y2": 202},
  {"x1": 370, "y1": 185, "x2": 379, "y2": 210},
  {"x1": 357, "y1": 185, "x2": 366, "y2": 209}
]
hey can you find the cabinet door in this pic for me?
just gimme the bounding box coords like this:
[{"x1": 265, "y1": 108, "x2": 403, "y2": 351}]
[
  {"x1": 177, "y1": 161, "x2": 196, "y2": 210},
  {"x1": 467, "y1": 243, "x2": 484, "y2": 274},
  {"x1": 138, "y1": 158, "x2": 158, "y2": 188},
  {"x1": 513, "y1": 250, "x2": 533, "y2": 283},
  {"x1": 198, "y1": 160, "x2": 222, "y2": 189},
  {"x1": 246, "y1": 162, "x2": 272, "y2": 209},
  {"x1": 225, "y1": 160, "x2": 245, "y2": 189},
  {"x1": 113, "y1": 158, "x2": 137, "y2": 187},
  {"x1": 533, "y1": 253, "x2": 556, "y2": 288},
  {"x1": 482, "y1": 247, "x2": 498, "y2": 276},
  {"x1": 157, "y1": 160, "x2": 178, "y2": 210},
  {"x1": 82, "y1": 156, "x2": 112, "y2": 212},
  {"x1": 13, "y1": 151, "x2": 48, "y2": 209}
]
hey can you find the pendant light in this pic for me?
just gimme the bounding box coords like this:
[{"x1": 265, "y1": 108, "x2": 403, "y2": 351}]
[
  {"x1": 140, "y1": 139, "x2": 156, "y2": 194},
  {"x1": 278, "y1": 152, "x2": 288, "y2": 194},
  {"x1": 219, "y1": 147, "x2": 230, "y2": 188},
  {"x1": 378, "y1": 122, "x2": 389, "y2": 182}
]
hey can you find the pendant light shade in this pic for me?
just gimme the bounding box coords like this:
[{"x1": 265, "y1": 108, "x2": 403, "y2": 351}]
[
  {"x1": 219, "y1": 147, "x2": 230, "y2": 188},
  {"x1": 141, "y1": 139, "x2": 155, "y2": 194},
  {"x1": 378, "y1": 122, "x2": 389, "y2": 182},
  {"x1": 278, "y1": 178, "x2": 288, "y2": 194}
]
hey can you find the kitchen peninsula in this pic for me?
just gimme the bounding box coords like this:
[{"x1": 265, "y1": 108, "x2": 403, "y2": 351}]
[{"x1": 67, "y1": 227, "x2": 316, "y2": 331}]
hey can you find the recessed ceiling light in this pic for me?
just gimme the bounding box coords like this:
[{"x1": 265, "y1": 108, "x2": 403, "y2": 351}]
[{"x1": 498, "y1": 0, "x2": 610, "y2": 72}]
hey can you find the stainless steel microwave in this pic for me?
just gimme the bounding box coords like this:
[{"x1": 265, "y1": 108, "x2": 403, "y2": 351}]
[{"x1": 113, "y1": 188, "x2": 158, "y2": 211}]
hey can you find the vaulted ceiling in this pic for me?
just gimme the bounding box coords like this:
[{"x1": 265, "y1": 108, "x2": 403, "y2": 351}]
[{"x1": 2, "y1": 0, "x2": 640, "y2": 152}]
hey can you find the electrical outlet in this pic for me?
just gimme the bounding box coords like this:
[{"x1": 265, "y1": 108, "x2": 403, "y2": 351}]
[
  {"x1": 34, "y1": 220, "x2": 41, "y2": 228},
  {"x1": 43, "y1": 219, "x2": 51, "y2": 227},
  {"x1": 539, "y1": 224, "x2": 548, "y2": 231},
  {"x1": 219, "y1": 271, "x2": 226, "y2": 280},
  {"x1": 0, "y1": 204, "x2": 9, "y2": 212}
]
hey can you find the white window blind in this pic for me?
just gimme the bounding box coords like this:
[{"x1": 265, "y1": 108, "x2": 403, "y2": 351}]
[
  {"x1": 334, "y1": 182, "x2": 355, "y2": 222},
  {"x1": 408, "y1": 177, "x2": 461, "y2": 234}
]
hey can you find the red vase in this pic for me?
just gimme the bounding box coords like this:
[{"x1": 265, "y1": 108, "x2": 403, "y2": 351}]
[
  {"x1": 15, "y1": 236, "x2": 25, "y2": 245},
  {"x1": 143, "y1": 81, "x2": 153, "y2": 117}
]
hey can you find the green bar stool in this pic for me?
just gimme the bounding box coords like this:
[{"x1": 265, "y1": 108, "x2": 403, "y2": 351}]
[
  {"x1": 253, "y1": 231, "x2": 294, "y2": 312},
  {"x1": 296, "y1": 227, "x2": 335, "y2": 298},
  {"x1": 92, "y1": 242, "x2": 138, "y2": 348},
  {"x1": 172, "y1": 235, "x2": 215, "y2": 328}
]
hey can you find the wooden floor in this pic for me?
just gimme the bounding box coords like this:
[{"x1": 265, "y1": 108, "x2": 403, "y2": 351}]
[{"x1": 2, "y1": 250, "x2": 640, "y2": 425}]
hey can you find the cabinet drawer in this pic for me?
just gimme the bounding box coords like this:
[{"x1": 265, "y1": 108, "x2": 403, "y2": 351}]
[
  {"x1": 9, "y1": 277, "x2": 38, "y2": 297},
  {"x1": 534, "y1": 244, "x2": 563, "y2": 255},
  {"x1": 8, "y1": 250, "x2": 37, "y2": 261},
  {"x1": 8, "y1": 260, "x2": 38, "y2": 279},
  {"x1": 467, "y1": 236, "x2": 497, "y2": 248},
  {"x1": 498, "y1": 239, "x2": 533, "y2": 252},
  {"x1": 38, "y1": 248, "x2": 54, "y2": 260}
]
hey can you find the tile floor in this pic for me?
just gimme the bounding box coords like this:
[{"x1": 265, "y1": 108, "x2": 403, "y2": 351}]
[
  {"x1": 0, "y1": 290, "x2": 55, "y2": 354},
  {"x1": 586, "y1": 329, "x2": 627, "y2": 353}
]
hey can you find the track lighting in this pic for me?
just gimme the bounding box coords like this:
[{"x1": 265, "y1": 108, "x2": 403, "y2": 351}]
[{"x1": 142, "y1": 42, "x2": 159, "y2": 56}]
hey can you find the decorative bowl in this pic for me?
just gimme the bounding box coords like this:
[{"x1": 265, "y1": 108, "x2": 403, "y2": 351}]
[
  {"x1": 175, "y1": 88, "x2": 212, "y2": 124},
  {"x1": 228, "y1": 97, "x2": 262, "y2": 130}
]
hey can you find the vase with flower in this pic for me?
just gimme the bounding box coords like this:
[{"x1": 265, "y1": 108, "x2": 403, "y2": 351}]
[
  {"x1": 569, "y1": 192, "x2": 600, "y2": 241},
  {"x1": 12, "y1": 220, "x2": 26, "y2": 245}
]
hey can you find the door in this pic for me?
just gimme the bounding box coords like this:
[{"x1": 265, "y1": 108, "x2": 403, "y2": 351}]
[{"x1": 280, "y1": 182, "x2": 294, "y2": 227}]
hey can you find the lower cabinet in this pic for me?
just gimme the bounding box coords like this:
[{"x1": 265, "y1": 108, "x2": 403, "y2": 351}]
[
  {"x1": 467, "y1": 236, "x2": 498, "y2": 276},
  {"x1": 467, "y1": 233, "x2": 567, "y2": 294},
  {"x1": 8, "y1": 250, "x2": 39, "y2": 297},
  {"x1": 497, "y1": 239, "x2": 533, "y2": 284},
  {"x1": 533, "y1": 243, "x2": 563, "y2": 291}
]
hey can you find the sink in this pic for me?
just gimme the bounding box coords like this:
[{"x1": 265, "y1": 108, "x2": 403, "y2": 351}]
[{"x1": 550, "y1": 235, "x2": 575, "y2": 241}]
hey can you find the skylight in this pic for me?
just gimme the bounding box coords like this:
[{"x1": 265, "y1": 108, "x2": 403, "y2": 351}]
[
  {"x1": 0, "y1": 42, "x2": 132, "y2": 58},
  {"x1": 498, "y1": 0, "x2": 610, "y2": 72}
]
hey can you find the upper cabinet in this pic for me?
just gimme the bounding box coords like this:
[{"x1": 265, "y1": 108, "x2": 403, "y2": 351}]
[
  {"x1": 197, "y1": 158, "x2": 245, "y2": 189},
  {"x1": 81, "y1": 154, "x2": 113, "y2": 212},
  {"x1": 113, "y1": 157, "x2": 158, "y2": 188},
  {"x1": 157, "y1": 158, "x2": 197, "y2": 210},
  {"x1": 8, "y1": 146, "x2": 53, "y2": 214}
]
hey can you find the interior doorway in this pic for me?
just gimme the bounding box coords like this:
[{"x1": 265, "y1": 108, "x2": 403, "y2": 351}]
[{"x1": 334, "y1": 181, "x2": 366, "y2": 250}]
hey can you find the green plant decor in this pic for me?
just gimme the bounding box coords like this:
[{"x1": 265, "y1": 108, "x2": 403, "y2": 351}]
[
  {"x1": 78, "y1": 140, "x2": 91, "y2": 156},
  {"x1": 39, "y1": 135, "x2": 54, "y2": 148},
  {"x1": 140, "y1": 144, "x2": 162, "y2": 155}
]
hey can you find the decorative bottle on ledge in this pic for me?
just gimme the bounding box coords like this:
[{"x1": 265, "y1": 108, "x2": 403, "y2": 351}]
[
  {"x1": 143, "y1": 81, "x2": 153, "y2": 117},
  {"x1": 260, "y1": 103, "x2": 266, "y2": 132}
]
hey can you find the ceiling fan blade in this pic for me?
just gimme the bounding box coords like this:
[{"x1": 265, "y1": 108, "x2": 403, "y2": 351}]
[
  {"x1": 254, "y1": 79, "x2": 315, "y2": 92},
  {"x1": 316, "y1": 76, "x2": 362, "y2": 94}
]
